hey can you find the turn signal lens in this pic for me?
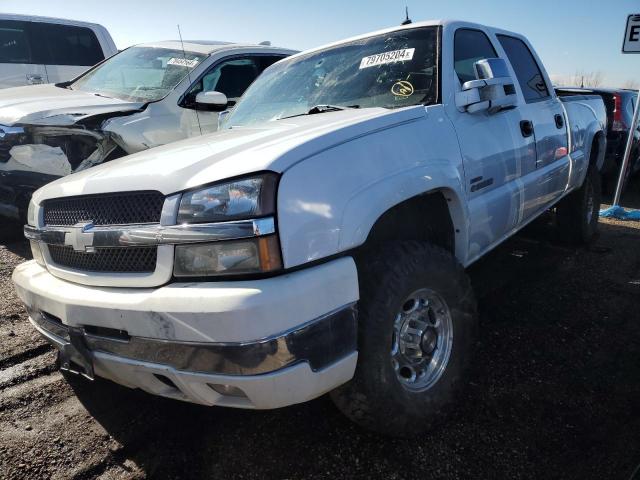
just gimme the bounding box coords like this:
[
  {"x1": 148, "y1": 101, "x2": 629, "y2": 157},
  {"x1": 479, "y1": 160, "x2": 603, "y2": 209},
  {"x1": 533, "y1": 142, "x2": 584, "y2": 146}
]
[{"x1": 173, "y1": 236, "x2": 282, "y2": 277}]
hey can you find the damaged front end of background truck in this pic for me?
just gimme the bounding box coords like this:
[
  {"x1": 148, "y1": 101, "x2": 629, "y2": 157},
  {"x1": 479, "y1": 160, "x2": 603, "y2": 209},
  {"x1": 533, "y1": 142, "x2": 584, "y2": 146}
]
[
  {"x1": 0, "y1": 102, "x2": 144, "y2": 221},
  {"x1": 0, "y1": 40, "x2": 294, "y2": 222}
]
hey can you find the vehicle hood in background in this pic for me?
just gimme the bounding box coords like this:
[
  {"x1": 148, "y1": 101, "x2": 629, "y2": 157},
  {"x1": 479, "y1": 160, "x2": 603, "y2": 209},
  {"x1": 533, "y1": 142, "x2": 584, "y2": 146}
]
[
  {"x1": 0, "y1": 84, "x2": 144, "y2": 126},
  {"x1": 33, "y1": 105, "x2": 427, "y2": 203}
]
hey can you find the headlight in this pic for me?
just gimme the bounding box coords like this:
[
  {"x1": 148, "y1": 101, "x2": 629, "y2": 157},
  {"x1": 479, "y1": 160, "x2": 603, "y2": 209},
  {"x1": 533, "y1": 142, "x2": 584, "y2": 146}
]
[
  {"x1": 174, "y1": 236, "x2": 282, "y2": 277},
  {"x1": 174, "y1": 173, "x2": 282, "y2": 277},
  {"x1": 177, "y1": 173, "x2": 277, "y2": 224}
]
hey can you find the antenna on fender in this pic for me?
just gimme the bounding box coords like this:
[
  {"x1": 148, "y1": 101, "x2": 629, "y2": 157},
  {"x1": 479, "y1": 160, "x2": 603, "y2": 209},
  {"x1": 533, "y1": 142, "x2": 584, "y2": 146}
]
[
  {"x1": 401, "y1": 6, "x2": 412, "y2": 25},
  {"x1": 177, "y1": 24, "x2": 202, "y2": 136}
]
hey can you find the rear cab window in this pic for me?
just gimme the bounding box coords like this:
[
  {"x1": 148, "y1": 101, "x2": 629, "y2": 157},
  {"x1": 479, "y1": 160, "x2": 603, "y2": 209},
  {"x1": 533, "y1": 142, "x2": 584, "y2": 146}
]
[
  {"x1": 453, "y1": 29, "x2": 498, "y2": 84},
  {"x1": 497, "y1": 35, "x2": 550, "y2": 103},
  {"x1": 0, "y1": 20, "x2": 32, "y2": 63}
]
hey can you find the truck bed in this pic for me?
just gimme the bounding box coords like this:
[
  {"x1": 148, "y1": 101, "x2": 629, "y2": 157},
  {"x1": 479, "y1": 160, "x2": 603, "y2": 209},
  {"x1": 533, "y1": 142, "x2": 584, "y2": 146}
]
[{"x1": 556, "y1": 90, "x2": 608, "y2": 164}]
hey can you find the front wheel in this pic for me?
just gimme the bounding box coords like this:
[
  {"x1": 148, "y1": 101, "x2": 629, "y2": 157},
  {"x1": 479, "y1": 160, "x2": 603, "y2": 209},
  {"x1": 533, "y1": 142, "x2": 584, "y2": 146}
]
[
  {"x1": 556, "y1": 166, "x2": 601, "y2": 245},
  {"x1": 330, "y1": 242, "x2": 477, "y2": 437}
]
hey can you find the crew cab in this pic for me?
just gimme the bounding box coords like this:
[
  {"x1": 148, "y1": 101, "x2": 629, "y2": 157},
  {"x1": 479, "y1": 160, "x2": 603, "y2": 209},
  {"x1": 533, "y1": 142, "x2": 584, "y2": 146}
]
[
  {"x1": 13, "y1": 20, "x2": 606, "y2": 436},
  {"x1": 0, "y1": 40, "x2": 295, "y2": 221}
]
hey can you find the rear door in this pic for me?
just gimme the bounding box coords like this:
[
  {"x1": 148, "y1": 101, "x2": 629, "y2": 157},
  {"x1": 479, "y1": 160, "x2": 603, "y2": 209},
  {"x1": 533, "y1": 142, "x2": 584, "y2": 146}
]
[
  {"x1": 0, "y1": 19, "x2": 47, "y2": 88},
  {"x1": 447, "y1": 28, "x2": 536, "y2": 259},
  {"x1": 496, "y1": 34, "x2": 570, "y2": 213},
  {"x1": 30, "y1": 22, "x2": 106, "y2": 83}
]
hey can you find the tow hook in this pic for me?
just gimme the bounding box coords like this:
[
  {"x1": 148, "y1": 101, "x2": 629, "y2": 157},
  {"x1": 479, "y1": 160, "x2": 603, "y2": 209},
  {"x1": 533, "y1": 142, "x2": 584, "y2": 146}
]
[{"x1": 58, "y1": 327, "x2": 95, "y2": 381}]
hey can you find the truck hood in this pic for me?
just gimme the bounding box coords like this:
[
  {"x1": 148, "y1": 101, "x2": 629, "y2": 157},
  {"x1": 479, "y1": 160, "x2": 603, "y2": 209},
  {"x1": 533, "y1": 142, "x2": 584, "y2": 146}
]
[
  {"x1": 33, "y1": 105, "x2": 427, "y2": 203},
  {"x1": 0, "y1": 84, "x2": 144, "y2": 126}
]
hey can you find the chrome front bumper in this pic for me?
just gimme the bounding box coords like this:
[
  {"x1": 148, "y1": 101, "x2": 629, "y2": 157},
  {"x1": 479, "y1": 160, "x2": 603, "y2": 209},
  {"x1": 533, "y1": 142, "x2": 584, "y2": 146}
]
[
  {"x1": 29, "y1": 305, "x2": 357, "y2": 409},
  {"x1": 30, "y1": 304, "x2": 356, "y2": 377}
]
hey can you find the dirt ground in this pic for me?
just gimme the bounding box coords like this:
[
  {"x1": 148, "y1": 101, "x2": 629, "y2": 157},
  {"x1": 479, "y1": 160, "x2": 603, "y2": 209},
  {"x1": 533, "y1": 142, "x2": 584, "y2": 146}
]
[{"x1": 0, "y1": 191, "x2": 639, "y2": 480}]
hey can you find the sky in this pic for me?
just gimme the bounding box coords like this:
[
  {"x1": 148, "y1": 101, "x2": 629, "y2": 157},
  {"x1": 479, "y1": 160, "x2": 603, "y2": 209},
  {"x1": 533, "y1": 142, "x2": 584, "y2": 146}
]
[{"x1": 3, "y1": 0, "x2": 640, "y2": 88}]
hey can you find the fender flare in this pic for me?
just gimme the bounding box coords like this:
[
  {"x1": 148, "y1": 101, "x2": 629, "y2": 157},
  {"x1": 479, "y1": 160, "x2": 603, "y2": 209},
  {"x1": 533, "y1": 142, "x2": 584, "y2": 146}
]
[{"x1": 338, "y1": 164, "x2": 469, "y2": 263}]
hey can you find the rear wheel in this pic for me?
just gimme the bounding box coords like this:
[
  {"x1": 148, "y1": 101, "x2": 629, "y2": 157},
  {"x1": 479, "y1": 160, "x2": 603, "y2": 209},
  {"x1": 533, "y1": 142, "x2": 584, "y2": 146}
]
[
  {"x1": 330, "y1": 242, "x2": 477, "y2": 437},
  {"x1": 557, "y1": 166, "x2": 601, "y2": 245}
]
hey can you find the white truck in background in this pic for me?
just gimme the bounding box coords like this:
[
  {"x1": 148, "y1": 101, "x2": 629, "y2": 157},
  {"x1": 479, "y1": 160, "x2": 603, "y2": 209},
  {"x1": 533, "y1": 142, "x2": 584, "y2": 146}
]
[
  {"x1": 0, "y1": 40, "x2": 294, "y2": 222},
  {"x1": 0, "y1": 14, "x2": 117, "y2": 88},
  {"x1": 13, "y1": 20, "x2": 606, "y2": 437}
]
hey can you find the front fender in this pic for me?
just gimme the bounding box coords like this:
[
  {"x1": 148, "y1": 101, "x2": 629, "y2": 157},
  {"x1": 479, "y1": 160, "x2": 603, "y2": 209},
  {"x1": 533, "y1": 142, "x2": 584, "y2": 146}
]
[
  {"x1": 277, "y1": 106, "x2": 467, "y2": 268},
  {"x1": 338, "y1": 163, "x2": 467, "y2": 260}
]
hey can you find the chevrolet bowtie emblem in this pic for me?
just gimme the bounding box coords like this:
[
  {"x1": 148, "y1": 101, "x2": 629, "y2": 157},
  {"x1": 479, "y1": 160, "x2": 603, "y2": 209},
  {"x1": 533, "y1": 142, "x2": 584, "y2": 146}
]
[{"x1": 64, "y1": 222, "x2": 96, "y2": 252}]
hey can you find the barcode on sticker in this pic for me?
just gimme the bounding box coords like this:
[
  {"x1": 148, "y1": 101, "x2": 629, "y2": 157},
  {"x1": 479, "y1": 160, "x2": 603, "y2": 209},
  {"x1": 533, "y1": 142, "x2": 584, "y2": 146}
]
[
  {"x1": 167, "y1": 57, "x2": 199, "y2": 68},
  {"x1": 359, "y1": 48, "x2": 415, "y2": 69}
]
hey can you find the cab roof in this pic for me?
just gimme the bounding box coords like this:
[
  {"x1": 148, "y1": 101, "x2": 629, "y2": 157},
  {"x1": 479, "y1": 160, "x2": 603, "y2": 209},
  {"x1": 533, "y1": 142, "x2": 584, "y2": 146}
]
[
  {"x1": 0, "y1": 12, "x2": 105, "y2": 28},
  {"x1": 285, "y1": 19, "x2": 524, "y2": 61},
  {"x1": 135, "y1": 40, "x2": 295, "y2": 55}
]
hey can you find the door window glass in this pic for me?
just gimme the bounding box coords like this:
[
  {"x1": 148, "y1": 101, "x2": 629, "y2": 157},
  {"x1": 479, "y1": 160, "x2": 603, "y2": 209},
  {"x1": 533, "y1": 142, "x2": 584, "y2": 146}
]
[
  {"x1": 0, "y1": 20, "x2": 31, "y2": 63},
  {"x1": 497, "y1": 35, "x2": 549, "y2": 102},
  {"x1": 256, "y1": 55, "x2": 287, "y2": 71},
  {"x1": 33, "y1": 23, "x2": 104, "y2": 66},
  {"x1": 188, "y1": 58, "x2": 260, "y2": 103},
  {"x1": 454, "y1": 29, "x2": 497, "y2": 84}
]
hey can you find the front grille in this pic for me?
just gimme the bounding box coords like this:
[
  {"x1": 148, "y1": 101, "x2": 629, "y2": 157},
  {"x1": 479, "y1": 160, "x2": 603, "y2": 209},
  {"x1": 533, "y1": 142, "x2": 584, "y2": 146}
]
[
  {"x1": 43, "y1": 191, "x2": 164, "y2": 226},
  {"x1": 48, "y1": 245, "x2": 157, "y2": 273}
]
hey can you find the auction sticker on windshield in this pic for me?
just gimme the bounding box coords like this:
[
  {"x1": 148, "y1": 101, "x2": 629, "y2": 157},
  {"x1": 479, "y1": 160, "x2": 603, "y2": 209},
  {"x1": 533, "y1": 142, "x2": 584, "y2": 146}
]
[
  {"x1": 167, "y1": 58, "x2": 199, "y2": 68},
  {"x1": 359, "y1": 48, "x2": 415, "y2": 69}
]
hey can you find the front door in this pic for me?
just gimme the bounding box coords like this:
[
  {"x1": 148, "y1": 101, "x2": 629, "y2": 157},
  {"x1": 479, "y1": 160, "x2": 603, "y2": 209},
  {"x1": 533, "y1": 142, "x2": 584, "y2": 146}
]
[{"x1": 448, "y1": 28, "x2": 536, "y2": 260}]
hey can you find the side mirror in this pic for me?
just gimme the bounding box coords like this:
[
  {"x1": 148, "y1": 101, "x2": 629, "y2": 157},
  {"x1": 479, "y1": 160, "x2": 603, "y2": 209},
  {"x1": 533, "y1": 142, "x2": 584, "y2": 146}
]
[
  {"x1": 195, "y1": 91, "x2": 228, "y2": 112},
  {"x1": 455, "y1": 58, "x2": 517, "y2": 114}
]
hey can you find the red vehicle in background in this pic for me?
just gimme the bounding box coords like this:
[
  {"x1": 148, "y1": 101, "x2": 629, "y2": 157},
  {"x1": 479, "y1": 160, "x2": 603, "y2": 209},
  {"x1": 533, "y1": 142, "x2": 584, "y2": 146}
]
[{"x1": 557, "y1": 87, "x2": 640, "y2": 193}]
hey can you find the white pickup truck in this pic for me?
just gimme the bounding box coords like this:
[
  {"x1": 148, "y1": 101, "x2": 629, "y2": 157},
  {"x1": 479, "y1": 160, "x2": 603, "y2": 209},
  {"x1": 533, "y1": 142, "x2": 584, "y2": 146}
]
[{"x1": 13, "y1": 20, "x2": 607, "y2": 436}]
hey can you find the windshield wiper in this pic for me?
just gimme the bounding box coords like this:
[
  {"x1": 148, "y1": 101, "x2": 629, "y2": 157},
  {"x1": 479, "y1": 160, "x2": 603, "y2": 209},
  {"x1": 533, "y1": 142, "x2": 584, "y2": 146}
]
[
  {"x1": 91, "y1": 92, "x2": 114, "y2": 99},
  {"x1": 279, "y1": 104, "x2": 360, "y2": 120},
  {"x1": 308, "y1": 104, "x2": 357, "y2": 114}
]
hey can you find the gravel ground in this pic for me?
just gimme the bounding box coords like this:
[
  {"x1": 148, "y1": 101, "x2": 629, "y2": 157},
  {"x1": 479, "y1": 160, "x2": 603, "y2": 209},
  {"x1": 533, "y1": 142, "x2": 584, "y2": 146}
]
[{"x1": 0, "y1": 192, "x2": 639, "y2": 480}]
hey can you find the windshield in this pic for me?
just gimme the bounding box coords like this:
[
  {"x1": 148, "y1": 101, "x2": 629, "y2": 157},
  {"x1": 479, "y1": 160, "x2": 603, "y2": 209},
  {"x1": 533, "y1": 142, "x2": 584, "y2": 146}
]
[
  {"x1": 226, "y1": 27, "x2": 439, "y2": 127},
  {"x1": 70, "y1": 46, "x2": 207, "y2": 102}
]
